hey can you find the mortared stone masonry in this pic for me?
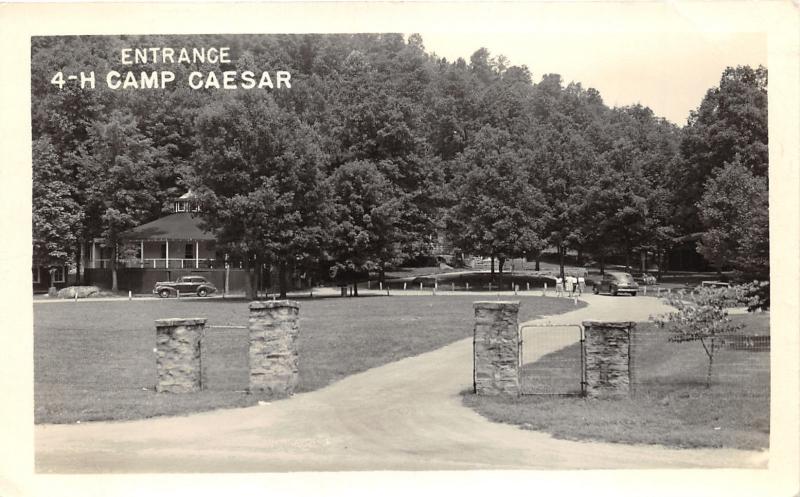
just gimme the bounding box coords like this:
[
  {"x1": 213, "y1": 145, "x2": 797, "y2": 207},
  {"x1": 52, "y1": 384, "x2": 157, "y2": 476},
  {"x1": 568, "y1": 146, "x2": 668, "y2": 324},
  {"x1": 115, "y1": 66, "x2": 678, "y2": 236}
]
[
  {"x1": 248, "y1": 300, "x2": 300, "y2": 396},
  {"x1": 473, "y1": 301, "x2": 521, "y2": 396},
  {"x1": 155, "y1": 317, "x2": 207, "y2": 393},
  {"x1": 582, "y1": 320, "x2": 635, "y2": 398}
]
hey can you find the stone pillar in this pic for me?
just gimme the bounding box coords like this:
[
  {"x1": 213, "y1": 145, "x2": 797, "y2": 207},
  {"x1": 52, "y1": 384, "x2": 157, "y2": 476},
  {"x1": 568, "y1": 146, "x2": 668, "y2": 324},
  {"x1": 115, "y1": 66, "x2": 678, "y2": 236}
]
[
  {"x1": 249, "y1": 300, "x2": 300, "y2": 396},
  {"x1": 582, "y1": 320, "x2": 635, "y2": 398},
  {"x1": 473, "y1": 301, "x2": 521, "y2": 396},
  {"x1": 155, "y1": 318, "x2": 206, "y2": 393}
]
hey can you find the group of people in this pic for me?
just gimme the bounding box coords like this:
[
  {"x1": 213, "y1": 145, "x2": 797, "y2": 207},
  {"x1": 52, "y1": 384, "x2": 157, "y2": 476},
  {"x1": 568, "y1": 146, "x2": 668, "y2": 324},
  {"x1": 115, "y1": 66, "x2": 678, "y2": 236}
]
[{"x1": 555, "y1": 273, "x2": 586, "y2": 297}]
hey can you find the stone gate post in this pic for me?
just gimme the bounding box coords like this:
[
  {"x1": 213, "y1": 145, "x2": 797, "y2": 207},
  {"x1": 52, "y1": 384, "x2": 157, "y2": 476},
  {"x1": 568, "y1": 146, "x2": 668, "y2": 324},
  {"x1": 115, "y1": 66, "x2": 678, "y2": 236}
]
[
  {"x1": 248, "y1": 300, "x2": 301, "y2": 396},
  {"x1": 582, "y1": 320, "x2": 635, "y2": 398},
  {"x1": 473, "y1": 301, "x2": 521, "y2": 396},
  {"x1": 155, "y1": 317, "x2": 207, "y2": 393}
]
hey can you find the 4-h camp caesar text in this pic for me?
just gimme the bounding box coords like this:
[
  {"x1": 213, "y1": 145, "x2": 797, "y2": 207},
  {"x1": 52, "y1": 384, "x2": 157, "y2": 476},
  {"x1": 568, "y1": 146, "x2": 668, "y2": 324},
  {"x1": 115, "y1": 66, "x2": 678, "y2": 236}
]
[{"x1": 50, "y1": 46, "x2": 292, "y2": 90}]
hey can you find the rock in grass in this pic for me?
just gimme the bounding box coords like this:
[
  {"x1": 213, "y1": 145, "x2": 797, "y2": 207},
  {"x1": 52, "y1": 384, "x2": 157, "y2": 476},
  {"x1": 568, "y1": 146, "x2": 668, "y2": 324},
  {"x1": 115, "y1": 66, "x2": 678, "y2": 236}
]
[{"x1": 57, "y1": 286, "x2": 100, "y2": 299}]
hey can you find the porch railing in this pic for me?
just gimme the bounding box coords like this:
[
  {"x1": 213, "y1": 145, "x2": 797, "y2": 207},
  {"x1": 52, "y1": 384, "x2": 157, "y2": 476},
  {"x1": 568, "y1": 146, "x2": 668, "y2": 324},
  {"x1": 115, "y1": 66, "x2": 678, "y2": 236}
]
[{"x1": 87, "y1": 258, "x2": 217, "y2": 269}]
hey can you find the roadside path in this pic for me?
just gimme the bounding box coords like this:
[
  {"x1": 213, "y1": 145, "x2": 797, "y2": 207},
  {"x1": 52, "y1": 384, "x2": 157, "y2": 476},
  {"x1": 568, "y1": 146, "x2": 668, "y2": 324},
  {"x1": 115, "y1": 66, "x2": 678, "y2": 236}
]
[{"x1": 35, "y1": 294, "x2": 767, "y2": 472}]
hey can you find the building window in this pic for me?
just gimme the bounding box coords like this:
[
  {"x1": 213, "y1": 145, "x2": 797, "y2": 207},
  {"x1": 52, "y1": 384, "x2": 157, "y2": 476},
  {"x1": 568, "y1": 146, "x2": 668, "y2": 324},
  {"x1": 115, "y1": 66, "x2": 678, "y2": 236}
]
[
  {"x1": 32, "y1": 266, "x2": 41, "y2": 284},
  {"x1": 175, "y1": 201, "x2": 187, "y2": 213},
  {"x1": 191, "y1": 203, "x2": 200, "y2": 212},
  {"x1": 185, "y1": 243, "x2": 193, "y2": 259},
  {"x1": 52, "y1": 266, "x2": 65, "y2": 283},
  {"x1": 160, "y1": 243, "x2": 167, "y2": 259}
]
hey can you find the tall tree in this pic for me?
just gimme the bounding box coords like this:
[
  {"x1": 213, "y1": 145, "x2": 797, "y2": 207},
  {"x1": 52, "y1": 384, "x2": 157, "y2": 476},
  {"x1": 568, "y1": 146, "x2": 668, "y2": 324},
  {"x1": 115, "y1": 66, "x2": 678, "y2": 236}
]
[
  {"x1": 446, "y1": 126, "x2": 547, "y2": 283},
  {"x1": 696, "y1": 157, "x2": 769, "y2": 278},
  {"x1": 32, "y1": 136, "x2": 83, "y2": 287},
  {"x1": 79, "y1": 111, "x2": 162, "y2": 291},
  {"x1": 671, "y1": 65, "x2": 768, "y2": 234},
  {"x1": 328, "y1": 160, "x2": 403, "y2": 295},
  {"x1": 191, "y1": 92, "x2": 333, "y2": 298}
]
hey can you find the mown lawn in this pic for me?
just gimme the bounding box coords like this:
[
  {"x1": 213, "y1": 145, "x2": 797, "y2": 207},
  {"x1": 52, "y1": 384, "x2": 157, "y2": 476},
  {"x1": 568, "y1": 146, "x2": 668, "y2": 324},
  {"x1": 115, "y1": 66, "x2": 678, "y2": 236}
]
[
  {"x1": 35, "y1": 295, "x2": 582, "y2": 424},
  {"x1": 464, "y1": 313, "x2": 770, "y2": 450}
]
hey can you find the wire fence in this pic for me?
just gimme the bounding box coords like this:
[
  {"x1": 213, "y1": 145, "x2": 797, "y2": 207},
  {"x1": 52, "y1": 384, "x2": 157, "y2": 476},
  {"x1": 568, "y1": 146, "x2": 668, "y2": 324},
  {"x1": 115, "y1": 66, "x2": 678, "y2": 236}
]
[
  {"x1": 199, "y1": 323, "x2": 249, "y2": 391},
  {"x1": 519, "y1": 324, "x2": 584, "y2": 396},
  {"x1": 630, "y1": 326, "x2": 770, "y2": 400}
]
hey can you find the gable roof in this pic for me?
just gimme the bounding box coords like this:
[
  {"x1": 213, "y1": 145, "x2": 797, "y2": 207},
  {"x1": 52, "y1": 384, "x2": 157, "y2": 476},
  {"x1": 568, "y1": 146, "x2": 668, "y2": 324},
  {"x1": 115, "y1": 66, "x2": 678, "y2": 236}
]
[{"x1": 121, "y1": 213, "x2": 216, "y2": 241}]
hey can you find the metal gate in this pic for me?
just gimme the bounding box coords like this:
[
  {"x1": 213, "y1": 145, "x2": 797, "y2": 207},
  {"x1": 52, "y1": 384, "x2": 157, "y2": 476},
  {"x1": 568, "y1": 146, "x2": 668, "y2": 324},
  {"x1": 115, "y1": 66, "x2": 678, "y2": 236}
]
[{"x1": 519, "y1": 323, "x2": 585, "y2": 396}]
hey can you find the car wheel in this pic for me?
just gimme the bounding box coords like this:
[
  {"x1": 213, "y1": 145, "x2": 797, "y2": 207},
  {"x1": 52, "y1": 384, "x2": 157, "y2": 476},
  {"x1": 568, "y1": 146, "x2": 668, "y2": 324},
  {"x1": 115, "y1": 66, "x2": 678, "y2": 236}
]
[
  {"x1": 612, "y1": 287, "x2": 618, "y2": 296},
  {"x1": 159, "y1": 289, "x2": 170, "y2": 298},
  {"x1": 631, "y1": 292, "x2": 637, "y2": 297},
  {"x1": 593, "y1": 286, "x2": 599, "y2": 295},
  {"x1": 197, "y1": 288, "x2": 208, "y2": 297}
]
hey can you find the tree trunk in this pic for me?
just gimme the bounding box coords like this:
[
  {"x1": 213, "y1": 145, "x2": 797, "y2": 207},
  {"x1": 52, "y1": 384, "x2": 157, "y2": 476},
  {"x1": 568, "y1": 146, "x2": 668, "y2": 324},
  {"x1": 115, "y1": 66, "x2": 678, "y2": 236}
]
[
  {"x1": 625, "y1": 246, "x2": 631, "y2": 271},
  {"x1": 254, "y1": 257, "x2": 261, "y2": 299},
  {"x1": 559, "y1": 245, "x2": 565, "y2": 280},
  {"x1": 535, "y1": 253, "x2": 540, "y2": 272},
  {"x1": 279, "y1": 261, "x2": 288, "y2": 299},
  {"x1": 379, "y1": 263, "x2": 385, "y2": 286},
  {"x1": 111, "y1": 245, "x2": 118, "y2": 292},
  {"x1": 498, "y1": 257, "x2": 505, "y2": 289},
  {"x1": 243, "y1": 253, "x2": 256, "y2": 300},
  {"x1": 577, "y1": 247, "x2": 583, "y2": 266},
  {"x1": 75, "y1": 243, "x2": 83, "y2": 286},
  {"x1": 600, "y1": 253, "x2": 605, "y2": 275},
  {"x1": 352, "y1": 274, "x2": 359, "y2": 297},
  {"x1": 490, "y1": 256, "x2": 495, "y2": 283},
  {"x1": 706, "y1": 342, "x2": 715, "y2": 389},
  {"x1": 655, "y1": 245, "x2": 662, "y2": 280}
]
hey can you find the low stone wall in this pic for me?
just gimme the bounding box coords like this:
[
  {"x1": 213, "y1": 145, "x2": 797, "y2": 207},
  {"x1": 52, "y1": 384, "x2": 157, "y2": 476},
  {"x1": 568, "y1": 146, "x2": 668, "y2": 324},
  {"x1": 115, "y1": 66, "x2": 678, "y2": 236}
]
[
  {"x1": 582, "y1": 320, "x2": 634, "y2": 398},
  {"x1": 473, "y1": 301, "x2": 521, "y2": 396},
  {"x1": 155, "y1": 317, "x2": 207, "y2": 393},
  {"x1": 248, "y1": 300, "x2": 301, "y2": 396}
]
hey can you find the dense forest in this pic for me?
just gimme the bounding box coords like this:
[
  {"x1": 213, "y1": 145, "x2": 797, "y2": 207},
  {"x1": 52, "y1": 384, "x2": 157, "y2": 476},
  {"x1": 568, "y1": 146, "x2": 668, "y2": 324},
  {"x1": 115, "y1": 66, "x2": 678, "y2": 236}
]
[{"x1": 31, "y1": 34, "x2": 769, "y2": 296}]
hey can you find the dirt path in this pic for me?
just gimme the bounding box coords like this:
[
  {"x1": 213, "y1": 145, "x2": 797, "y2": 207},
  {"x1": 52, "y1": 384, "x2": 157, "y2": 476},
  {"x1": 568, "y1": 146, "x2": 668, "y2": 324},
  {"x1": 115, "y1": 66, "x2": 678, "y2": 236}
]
[{"x1": 35, "y1": 294, "x2": 768, "y2": 472}]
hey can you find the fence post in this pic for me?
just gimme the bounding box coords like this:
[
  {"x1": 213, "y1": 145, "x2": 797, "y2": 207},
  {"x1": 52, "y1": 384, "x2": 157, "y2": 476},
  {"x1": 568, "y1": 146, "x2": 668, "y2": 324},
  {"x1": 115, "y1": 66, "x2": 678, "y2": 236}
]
[
  {"x1": 155, "y1": 318, "x2": 207, "y2": 393},
  {"x1": 466, "y1": 282, "x2": 470, "y2": 291},
  {"x1": 248, "y1": 300, "x2": 300, "y2": 396},
  {"x1": 403, "y1": 282, "x2": 407, "y2": 291},
  {"x1": 420, "y1": 282, "x2": 423, "y2": 291},
  {"x1": 473, "y1": 301, "x2": 520, "y2": 396},
  {"x1": 543, "y1": 282, "x2": 547, "y2": 296},
  {"x1": 452, "y1": 282, "x2": 455, "y2": 292},
  {"x1": 582, "y1": 321, "x2": 635, "y2": 398},
  {"x1": 526, "y1": 282, "x2": 530, "y2": 291}
]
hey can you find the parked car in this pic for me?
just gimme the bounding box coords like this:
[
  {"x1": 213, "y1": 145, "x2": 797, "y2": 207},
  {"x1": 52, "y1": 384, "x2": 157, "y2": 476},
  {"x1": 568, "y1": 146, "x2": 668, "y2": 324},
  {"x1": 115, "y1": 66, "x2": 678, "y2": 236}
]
[
  {"x1": 153, "y1": 275, "x2": 217, "y2": 298},
  {"x1": 700, "y1": 280, "x2": 730, "y2": 289},
  {"x1": 593, "y1": 271, "x2": 639, "y2": 296}
]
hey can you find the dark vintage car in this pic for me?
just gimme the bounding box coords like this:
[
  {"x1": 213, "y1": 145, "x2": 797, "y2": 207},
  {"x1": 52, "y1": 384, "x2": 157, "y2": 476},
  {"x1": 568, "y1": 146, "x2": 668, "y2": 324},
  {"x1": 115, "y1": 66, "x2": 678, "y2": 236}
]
[
  {"x1": 593, "y1": 271, "x2": 639, "y2": 296},
  {"x1": 153, "y1": 275, "x2": 217, "y2": 298}
]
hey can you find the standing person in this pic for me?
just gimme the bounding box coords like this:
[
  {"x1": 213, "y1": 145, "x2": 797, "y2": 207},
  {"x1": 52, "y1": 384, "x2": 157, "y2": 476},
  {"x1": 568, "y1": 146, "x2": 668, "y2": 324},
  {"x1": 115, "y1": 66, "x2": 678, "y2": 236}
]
[
  {"x1": 577, "y1": 273, "x2": 586, "y2": 295},
  {"x1": 555, "y1": 276, "x2": 564, "y2": 297},
  {"x1": 565, "y1": 274, "x2": 577, "y2": 297}
]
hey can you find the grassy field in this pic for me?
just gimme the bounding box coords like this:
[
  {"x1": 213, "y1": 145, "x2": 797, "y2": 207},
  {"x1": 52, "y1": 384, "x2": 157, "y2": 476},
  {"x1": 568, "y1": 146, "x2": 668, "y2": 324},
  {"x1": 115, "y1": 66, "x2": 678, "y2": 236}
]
[
  {"x1": 464, "y1": 313, "x2": 770, "y2": 450},
  {"x1": 35, "y1": 295, "x2": 582, "y2": 424}
]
